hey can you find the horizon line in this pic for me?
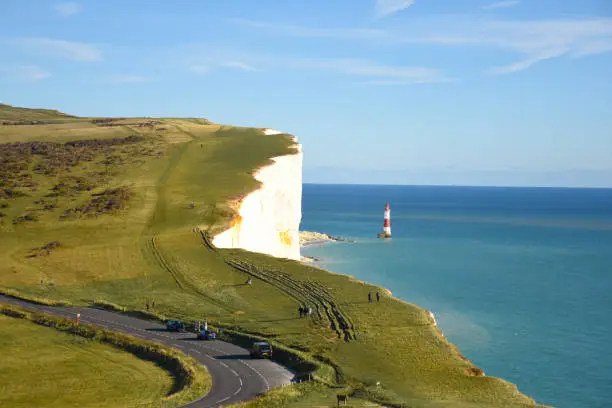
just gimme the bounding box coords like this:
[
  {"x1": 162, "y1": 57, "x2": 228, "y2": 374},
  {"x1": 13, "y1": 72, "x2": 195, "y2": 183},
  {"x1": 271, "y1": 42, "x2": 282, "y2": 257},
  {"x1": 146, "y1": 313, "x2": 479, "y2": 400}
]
[{"x1": 302, "y1": 182, "x2": 612, "y2": 190}]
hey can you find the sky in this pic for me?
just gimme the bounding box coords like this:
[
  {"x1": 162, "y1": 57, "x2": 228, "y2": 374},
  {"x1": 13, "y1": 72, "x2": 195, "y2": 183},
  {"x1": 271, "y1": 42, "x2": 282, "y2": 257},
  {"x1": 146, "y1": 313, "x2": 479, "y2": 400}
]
[{"x1": 1, "y1": 0, "x2": 611, "y2": 187}]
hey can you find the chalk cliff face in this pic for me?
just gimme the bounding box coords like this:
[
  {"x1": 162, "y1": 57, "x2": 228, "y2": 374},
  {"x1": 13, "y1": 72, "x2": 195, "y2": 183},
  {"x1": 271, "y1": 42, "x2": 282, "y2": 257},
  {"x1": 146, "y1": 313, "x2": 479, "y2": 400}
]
[{"x1": 212, "y1": 129, "x2": 303, "y2": 260}]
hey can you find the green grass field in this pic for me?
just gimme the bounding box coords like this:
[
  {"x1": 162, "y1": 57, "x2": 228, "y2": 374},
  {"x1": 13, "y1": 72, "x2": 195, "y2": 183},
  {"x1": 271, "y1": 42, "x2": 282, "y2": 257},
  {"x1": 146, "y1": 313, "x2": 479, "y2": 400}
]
[
  {"x1": 0, "y1": 314, "x2": 174, "y2": 408},
  {"x1": 0, "y1": 104, "x2": 545, "y2": 408}
]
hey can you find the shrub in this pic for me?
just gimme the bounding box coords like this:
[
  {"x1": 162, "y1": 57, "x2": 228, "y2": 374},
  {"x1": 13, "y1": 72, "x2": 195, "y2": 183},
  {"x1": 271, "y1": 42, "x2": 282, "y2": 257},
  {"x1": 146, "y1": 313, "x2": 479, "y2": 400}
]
[
  {"x1": 0, "y1": 188, "x2": 28, "y2": 199},
  {"x1": 27, "y1": 241, "x2": 61, "y2": 258},
  {"x1": 12, "y1": 213, "x2": 39, "y2": 224},
  {"x1": 61, "y1": 187, "x2": 131, "y2": 219}
]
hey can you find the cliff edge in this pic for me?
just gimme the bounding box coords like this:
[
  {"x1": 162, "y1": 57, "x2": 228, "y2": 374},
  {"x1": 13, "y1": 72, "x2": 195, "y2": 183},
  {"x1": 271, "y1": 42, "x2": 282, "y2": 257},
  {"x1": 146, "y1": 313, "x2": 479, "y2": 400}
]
[{"x1": 212, "y1": 129, "x2": 303, "y2": 260}]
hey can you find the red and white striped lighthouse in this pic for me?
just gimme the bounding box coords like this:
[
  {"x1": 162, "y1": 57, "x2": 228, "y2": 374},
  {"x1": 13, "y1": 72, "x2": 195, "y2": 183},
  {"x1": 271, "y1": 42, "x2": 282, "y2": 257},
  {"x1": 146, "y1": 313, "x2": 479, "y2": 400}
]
[{"x1": 383, "y1": 203, "x2": 391, "y2": 238}]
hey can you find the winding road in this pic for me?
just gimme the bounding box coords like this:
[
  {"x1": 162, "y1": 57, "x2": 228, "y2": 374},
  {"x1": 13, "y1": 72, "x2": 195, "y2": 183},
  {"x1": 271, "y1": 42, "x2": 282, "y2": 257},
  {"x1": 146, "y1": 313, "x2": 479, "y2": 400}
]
[{"x1": 0, "y1": 295, "x2": 295, "y2": 408}]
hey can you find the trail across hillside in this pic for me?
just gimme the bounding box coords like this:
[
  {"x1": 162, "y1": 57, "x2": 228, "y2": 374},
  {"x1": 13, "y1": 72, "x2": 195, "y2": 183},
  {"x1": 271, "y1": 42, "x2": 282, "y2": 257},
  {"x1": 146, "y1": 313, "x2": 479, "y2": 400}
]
[
  {"x1": 0, "y1": 294, "x2": 295, "y2": 408},
  {"x1": 200, "y1": 232, "x2": 356, "y2": 342}
]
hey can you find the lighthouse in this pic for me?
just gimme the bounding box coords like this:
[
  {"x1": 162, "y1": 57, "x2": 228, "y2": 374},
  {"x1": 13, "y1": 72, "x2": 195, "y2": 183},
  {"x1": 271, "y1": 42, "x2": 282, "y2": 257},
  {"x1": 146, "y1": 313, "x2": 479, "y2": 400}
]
[{"x1": 377, "y1": 203, "x2": 392, "y2": 238}]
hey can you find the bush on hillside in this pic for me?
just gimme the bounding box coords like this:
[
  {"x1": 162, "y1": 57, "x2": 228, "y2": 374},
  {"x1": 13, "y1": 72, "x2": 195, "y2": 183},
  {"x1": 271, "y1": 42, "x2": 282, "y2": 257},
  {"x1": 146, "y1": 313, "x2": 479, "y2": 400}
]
[
  {"x1": 0, "y1": 188, "x2": 28, "y2": 199},
  {"x1": 12, "y1": 213, "x2": 39, "y2": 224},
  {"x1": 27, "y1": 241, "x2": 61, "y2": 258},
  {"x1": 61, "y1": 187, "x2": 131, "y2": 219}
]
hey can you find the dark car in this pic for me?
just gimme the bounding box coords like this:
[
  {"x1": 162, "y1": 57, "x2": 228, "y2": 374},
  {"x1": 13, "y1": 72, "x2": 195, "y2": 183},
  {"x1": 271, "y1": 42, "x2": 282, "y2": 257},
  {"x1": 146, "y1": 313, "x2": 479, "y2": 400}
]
[
  {"x1": 166, "y1": 320, "x2": 186, "y2": 332},
  {"x1": 250, "y1": 341, "x2": 273, "y2": 359},
  {"x1": 197, "y1": 329, "x2": 217, "y2": 340}
]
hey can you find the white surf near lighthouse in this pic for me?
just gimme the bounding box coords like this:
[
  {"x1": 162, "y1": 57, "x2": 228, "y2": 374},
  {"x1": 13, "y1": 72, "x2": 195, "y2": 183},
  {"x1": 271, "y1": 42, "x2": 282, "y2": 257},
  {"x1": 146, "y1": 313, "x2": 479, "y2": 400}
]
[{"x1": 377, "y1": 203, "x2": 392, "y2": 238}]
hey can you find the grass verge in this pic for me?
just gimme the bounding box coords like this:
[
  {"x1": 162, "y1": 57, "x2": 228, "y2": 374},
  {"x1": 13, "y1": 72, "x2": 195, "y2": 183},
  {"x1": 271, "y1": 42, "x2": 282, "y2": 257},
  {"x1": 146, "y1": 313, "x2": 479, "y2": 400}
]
[
  {"x1": 225, "y1": 382, "x2": 388, "y2": 408},
  {"x1": 0, "y1": 302, "x2": 211, "y2": 408},
  {"x1": 0, "y1": 286, "x2": 73, "y2": 306}
]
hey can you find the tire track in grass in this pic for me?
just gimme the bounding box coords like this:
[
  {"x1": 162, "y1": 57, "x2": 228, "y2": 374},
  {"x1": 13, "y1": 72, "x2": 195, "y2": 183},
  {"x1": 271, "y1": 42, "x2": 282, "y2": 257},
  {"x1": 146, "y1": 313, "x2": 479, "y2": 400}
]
[
  {"x1": 140, "y1": 138, "x2": 191, "y2": 289},
  {"x1": 151, "y1": 232, "x2": 235, "y2": 313},
  {"x1": 149, "y1": 233, "x2": 184, "y2": 289},
  {"x1": 200, "y1": 231, "x2": 356, "y2": 341},
  {"x1": 141, "y1": 137, "x2": 235, "y2": 312}
]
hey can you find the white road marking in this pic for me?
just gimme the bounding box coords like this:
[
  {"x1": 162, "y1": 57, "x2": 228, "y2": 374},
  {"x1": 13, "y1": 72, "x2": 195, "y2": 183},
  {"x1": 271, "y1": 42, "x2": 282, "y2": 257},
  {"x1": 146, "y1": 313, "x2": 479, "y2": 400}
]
[
  {"x1": 192, "y1": 349, "x2": 201, "y2": 354},
  {"x1": 239, "y1": 360, "x2": 271, "y2": 391},
  {"x1": 216, "y1": 396, "x2": 230, "y2": 404},
  {"x1": 230, "y1": 369, "x2": 238, "y2": 376},
  {"x1": 239, "y1": 378, "x2": 243, "y2": 386},
  {"x1": 233, "y1": 387, "x2": 242, "y2": 396},
  {"x1": 219, "y1": 362, "x2": 228, "y2": 368}
]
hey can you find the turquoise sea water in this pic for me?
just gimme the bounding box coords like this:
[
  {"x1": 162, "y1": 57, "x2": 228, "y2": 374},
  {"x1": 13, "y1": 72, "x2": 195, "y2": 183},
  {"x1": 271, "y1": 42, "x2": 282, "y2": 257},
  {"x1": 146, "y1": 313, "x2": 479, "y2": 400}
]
[{"x1": 301, "y1": 184, "x2": 612, "y2": 408}]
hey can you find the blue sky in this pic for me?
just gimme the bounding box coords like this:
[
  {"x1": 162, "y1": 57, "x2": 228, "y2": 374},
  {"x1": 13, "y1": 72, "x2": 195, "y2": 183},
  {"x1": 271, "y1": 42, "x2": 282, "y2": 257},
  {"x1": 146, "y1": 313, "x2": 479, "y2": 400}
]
[{"x1": 1, "y1": 0, "x2": 611, "y2": 187}]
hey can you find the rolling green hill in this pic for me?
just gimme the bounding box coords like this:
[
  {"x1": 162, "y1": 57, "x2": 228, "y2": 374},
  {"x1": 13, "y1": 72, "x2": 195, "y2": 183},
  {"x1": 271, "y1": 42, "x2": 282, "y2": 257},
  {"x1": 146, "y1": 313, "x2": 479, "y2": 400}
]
[
  {"x1": 0, "y1": 105, "x2": 545, "y2": 408},
  {"x1": 0, "y1": 314, "x2": 174, "y2": 408},
  {"x1": 0, "y1": 103, "x2": 78, "y2": 122}
]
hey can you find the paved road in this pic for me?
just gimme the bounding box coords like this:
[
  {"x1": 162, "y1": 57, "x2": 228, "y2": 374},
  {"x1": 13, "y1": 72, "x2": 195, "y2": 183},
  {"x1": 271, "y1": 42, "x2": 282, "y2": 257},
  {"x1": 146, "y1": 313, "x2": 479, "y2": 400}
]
[{"x1": 0, "y1": 295, "x2": 295, "y2": 407}]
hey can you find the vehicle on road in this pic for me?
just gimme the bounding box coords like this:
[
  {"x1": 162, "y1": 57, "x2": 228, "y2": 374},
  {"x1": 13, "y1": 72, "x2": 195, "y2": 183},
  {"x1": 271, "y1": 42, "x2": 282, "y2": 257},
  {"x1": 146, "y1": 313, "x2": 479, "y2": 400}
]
[
  {"x1": 250, "y1": 341, "x2": 273, "y2": 359},
  {"x1": 197, "y1": 329, "x2": 217, "y2": 340},
  {"x1": 166, "y1": 320, "x2": 186, "y2": 332}
]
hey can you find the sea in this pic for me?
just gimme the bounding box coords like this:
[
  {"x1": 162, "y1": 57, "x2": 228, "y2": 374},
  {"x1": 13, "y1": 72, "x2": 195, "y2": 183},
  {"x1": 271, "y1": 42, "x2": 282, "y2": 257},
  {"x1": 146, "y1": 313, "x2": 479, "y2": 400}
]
[{"x1": 300, "y1": 184, "x2": 612, "y2": 408}]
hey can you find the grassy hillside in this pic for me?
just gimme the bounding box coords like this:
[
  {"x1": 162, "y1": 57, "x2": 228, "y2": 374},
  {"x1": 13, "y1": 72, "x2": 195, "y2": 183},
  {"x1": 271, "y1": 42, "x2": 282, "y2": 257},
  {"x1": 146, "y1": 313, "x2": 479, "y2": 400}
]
[
  {"x1": 0, "y1": 103, "x2": 78, "y2": 123},
  {"x1": 0, "y1": 105, "x2": 544, "y2": 408},
  {"x1": 0, "y1": 314, "x2": 174, "y2": 407}
]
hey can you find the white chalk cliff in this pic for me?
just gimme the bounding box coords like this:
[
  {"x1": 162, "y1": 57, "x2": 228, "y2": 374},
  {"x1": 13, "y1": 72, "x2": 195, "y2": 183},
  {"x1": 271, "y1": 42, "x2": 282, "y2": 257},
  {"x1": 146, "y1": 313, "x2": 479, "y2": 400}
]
[{"x1": 212, "y1": 128, "x2": 303, "y2": 261}]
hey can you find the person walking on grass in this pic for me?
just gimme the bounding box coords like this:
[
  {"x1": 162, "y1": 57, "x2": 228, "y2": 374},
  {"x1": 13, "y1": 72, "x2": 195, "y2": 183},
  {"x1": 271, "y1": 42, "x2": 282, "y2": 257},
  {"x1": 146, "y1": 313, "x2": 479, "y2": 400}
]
[
  {"x1": 368, "y1": 292, "x2": 372, "y2": 303},
  {"x1": 376, "y1": 291, "x2": 380, "y2": 302}
]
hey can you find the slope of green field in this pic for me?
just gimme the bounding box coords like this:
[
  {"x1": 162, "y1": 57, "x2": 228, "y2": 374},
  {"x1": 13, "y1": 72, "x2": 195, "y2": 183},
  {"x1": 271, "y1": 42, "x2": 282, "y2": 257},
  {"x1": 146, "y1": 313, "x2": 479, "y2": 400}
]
[
  {"x1": 0, "y1": 106, "x2": 544, "y2": 408},
  {"x1": 0, "y1": 103, "x2": 78, "y2": 122},
  {"x1": 0, "y1": 314, "x2": 174, "y2": 408}
]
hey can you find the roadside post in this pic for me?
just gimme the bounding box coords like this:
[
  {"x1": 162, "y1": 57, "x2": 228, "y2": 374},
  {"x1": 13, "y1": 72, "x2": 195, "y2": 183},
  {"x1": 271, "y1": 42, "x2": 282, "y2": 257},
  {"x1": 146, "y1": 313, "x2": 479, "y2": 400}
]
[{"x1": 76, "y1": 313, "x2": 80, "y2": 325}]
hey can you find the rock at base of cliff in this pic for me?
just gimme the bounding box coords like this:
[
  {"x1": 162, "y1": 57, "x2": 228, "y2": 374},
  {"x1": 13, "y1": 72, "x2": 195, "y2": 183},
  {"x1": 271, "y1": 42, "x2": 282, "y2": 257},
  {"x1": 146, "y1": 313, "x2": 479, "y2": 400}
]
[{"x1": 299, "y1": 231, "x2": 355, "y2": 247}]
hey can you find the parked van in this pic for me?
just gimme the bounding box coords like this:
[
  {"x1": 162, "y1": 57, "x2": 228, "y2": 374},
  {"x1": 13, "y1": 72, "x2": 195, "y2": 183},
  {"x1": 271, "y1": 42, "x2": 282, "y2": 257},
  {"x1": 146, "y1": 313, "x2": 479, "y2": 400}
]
[{"x1": 250, "y1": 341, "x2": 272, "y2": 359}]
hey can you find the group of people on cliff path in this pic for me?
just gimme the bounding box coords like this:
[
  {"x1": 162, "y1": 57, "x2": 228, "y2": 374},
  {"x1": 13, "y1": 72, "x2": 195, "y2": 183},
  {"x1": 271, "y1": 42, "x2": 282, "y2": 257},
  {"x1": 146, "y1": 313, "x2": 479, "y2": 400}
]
[
  {"x1": 298, "y1": 305, "x2": 312, "y2": 318},
  {"x1": 298, "y1": 292, "x2": 381, "y2": 318}
]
